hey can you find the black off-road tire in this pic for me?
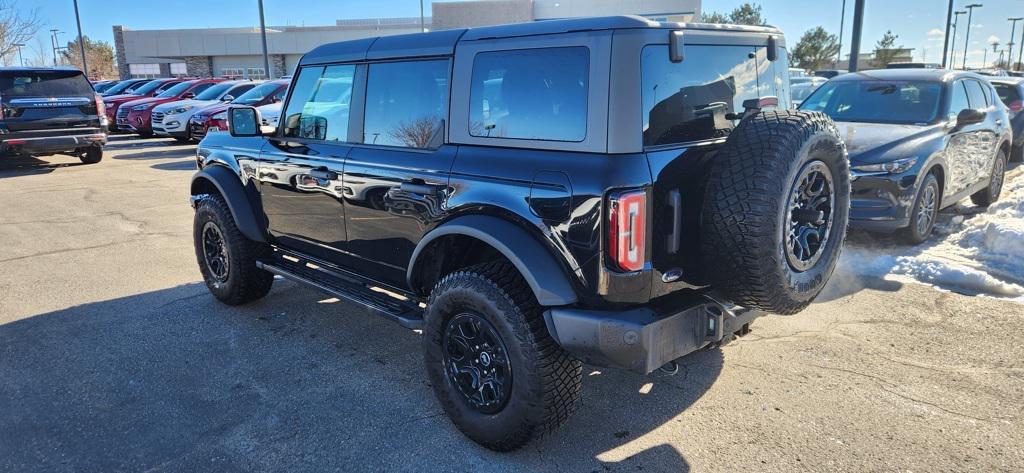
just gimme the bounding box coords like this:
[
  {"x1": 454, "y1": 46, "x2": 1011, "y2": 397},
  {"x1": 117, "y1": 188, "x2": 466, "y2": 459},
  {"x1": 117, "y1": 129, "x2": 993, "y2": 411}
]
[
  {"x1": 423, "y1": 261, "x2": 582, "y2": 452},
  {"x1": 899, "y1": 173, "x2": 941, "y2": 245},
  {"x1": 79, "y1": 146, "x2": 102, "y2": 164},
  {"x1": 173, "y1": 135, "x2": 192, "y2": 143},
  {"x1": 701, "y1": 110, "x2": 850, "y2": 315},
  {"x1": 193, "y1": 194, "x2": 274, "y2": 305},
  {"x1": 138, "y1": 130, "x2": 153, "y2": 139},
  {"x1": 970, "y1": 148, "x2": 1007, "y2": 207}
]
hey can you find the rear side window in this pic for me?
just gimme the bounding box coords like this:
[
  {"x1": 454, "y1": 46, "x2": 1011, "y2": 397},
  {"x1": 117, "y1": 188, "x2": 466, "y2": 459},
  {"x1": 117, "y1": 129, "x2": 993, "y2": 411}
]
[
  {"x1": 282, "y1": 65, "x2": 355, "y2": 141},
  {"x1": 0, "y1": 70, "x2": 93, "y2": 97},
  {"x1": 641, "y1": 45, "x2": 762, "y2": 147},
  {"x1": 364, "y1": 59, "x2": 449, "y2": 148},
  {"x1": 468, "y1": 47, "x2": 589, "y2": 142},
  {"x1": 965, "y1": 80, "x2": 989, "y2": 108}
]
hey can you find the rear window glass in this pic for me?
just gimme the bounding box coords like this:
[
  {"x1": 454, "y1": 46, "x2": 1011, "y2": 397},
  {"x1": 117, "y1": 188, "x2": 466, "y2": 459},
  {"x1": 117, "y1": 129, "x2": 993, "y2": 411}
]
[
  {"x1": 469, "y1": 47, "x2": 589, "y2": 142},
  {"x1": 0, "y1": 70, "x2": 93, "y2": 97},
  {"x1": 641, "y1": 45, "x2": 763, "y2": 147},
  {"x1": 994, "y1": 83, "x2": 1022, "y2": 105},
  {"x1": 965, "y1": 80, "x2": 989, "y2": 108},
  {"x1": 364, "y1": 59, "x2": 449, "y2": 148}
]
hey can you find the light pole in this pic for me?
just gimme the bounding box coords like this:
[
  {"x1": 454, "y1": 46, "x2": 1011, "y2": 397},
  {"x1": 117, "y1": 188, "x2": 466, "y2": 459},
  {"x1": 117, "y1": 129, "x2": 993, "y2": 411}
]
[
  {"x1": 1010, "y1": 17, "x2": 1024, "y2": 71},
  {"x1": 942, "y1": 0, "x2": 954, "y2": 68},
  {"x1": 72, "y1": 0, "x2": 87, "y2": 76},
  {"x1": 420, "y1": 0, "x2": 426, "y2": 33},
  {"x1": 962, "y1": 4, "x2": 983, "y2": 70},
  {"x1": 848, "y1": 0, "x2": 865, "y2": 72},
  {"x1": 257, "y1": 0, "x2": 271, "y2": 79},
  {"x1": 12, "y1": 43, "x2": 24, "y2": 66},
  {"x1": 949, "y1": 11, "x2": 966, "y2": 68},
  {"x1": 837, "y1": 0, "x2": 847, "y2": 67}
]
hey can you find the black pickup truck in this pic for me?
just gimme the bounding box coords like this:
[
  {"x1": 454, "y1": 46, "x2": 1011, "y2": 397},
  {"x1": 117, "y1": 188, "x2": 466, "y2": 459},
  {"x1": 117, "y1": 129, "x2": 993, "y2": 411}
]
[
  {"x1": 190, "y1": 16, "x2": 850, "y2": 451},
  {"x1": 0, "y1": 67, "x2": 106, "y2": 164}
]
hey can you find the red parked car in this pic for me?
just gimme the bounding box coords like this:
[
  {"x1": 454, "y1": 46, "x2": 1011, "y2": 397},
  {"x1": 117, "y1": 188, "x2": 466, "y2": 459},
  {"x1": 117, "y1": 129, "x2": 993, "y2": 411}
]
[
  {"x1": 118, "y1": 78, "x2": 223, "y2": 137},
  {"x1": 102, "y1": 78, "x2": 183, "y2": 129},
  {"x1": 188, "y1": 79, "x2": 288, "y2": 140}
]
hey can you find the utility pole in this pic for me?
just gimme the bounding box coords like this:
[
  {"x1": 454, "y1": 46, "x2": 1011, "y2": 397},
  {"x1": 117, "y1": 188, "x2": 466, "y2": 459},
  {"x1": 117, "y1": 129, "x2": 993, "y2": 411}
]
[
  {"x1": 962, "y1": 4, "x2": 983, "y2": 70},
  {"x1": 950, "y1": 11, "x2": 966, "y2": 68},
  {"x1": 72, "y1": 0, "x2": 88, "y2": 76},
  {"x1": 49, "y1": 29, "x2": 59, "y2": 66},
  {"x1": 12, "y1": 43, "x2": 24, "y2": 66},
  {"x1": 837, "y1": 0, "x2": 847, "y2": 67},
  {"x1": 420, "y1": 0, "x2": 426, "y2": 33},
  {"x1": 848, "y1": 0, "x2": 865, "y2": 72},
  {"x1": 941, "y1": 0, "x2": 953, "y2": 68},
  {"x1": 258, "y1": 0, "x2": 272, "y2": 79},
  {"x1": 1009, "y1": 17, "x2": 1023, "y2": 71},
  {"x1": 1019, "y1": 22, "x2": 1024, "y2": 71}
]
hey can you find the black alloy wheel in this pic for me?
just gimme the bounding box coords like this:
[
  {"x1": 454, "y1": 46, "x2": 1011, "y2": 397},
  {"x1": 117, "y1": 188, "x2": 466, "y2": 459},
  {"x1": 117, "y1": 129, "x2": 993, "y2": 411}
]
[
  {"x1": 785, "y1": 160, "x2": 835, "y2": 272},
  {"x1": 442, "y1": 312, "x2": 513, "y2": 414},
  {"x1": 201, "y1": 221, "x2": 230, "y2": 284},
  {"x1": 915, "y1": 182, "x2": 938, "y2": 237}
]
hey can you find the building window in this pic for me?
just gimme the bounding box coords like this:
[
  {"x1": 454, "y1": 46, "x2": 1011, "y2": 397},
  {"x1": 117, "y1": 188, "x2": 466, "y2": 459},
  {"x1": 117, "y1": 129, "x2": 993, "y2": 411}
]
[
  {"x1": 247, "y1": 67, "x2": 267, "y2": 80},
  {"x1": 128, "y1": 63, "x2": 160, "y2": 79},
  {"x1": 221, "y1": 68, "x2": 244, "y2": 79},
  {"x1": 169, "y1": 63, "x2": 187, "y2": 77}
]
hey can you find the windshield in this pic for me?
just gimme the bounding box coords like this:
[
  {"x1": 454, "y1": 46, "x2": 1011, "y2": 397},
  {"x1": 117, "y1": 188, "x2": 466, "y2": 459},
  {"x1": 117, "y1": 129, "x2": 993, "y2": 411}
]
[
  {"x1": 799, "y1": 79, "x2": 943, "y2": 124},
  {"x1": 129, "y1": 80, "x2": 168, "y2": 96},
  {"x1": 233, "y1": 82, "x2": 281, "y2": 104},
  {"x1": 157, "y1": 81, "x2": 195, "y2": 98},
  {"x1": 194, "y1": 82, "x2": 235, "y2": 101},
  {"x1": 792, "y1": 84, "x2": 817, "y2": 101},
  {"x1": 0, "y1": 70, "x2": 94, "y2": 97}
]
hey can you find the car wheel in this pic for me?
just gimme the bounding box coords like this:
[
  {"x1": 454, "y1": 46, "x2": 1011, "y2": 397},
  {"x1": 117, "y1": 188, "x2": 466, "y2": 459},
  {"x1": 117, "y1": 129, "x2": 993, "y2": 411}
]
[
  {"x1": 900, "y1": 173, "x2": 941, "y2": 245},
  {"x1": 970, "y1": 149, "x2": 1007, "y2": 207},
  {"x1": 193, "y1": 194, "x2": 274, "y2": 305},
  {"x1": 422, "y1": 261, "x2": 582, "y2": 452},
  {"x1": 79, "y1": 145, "x2": 102, "y2": 164},
  {"x1": 701, "y1": 111, "x2": 850, "y2": 315}
]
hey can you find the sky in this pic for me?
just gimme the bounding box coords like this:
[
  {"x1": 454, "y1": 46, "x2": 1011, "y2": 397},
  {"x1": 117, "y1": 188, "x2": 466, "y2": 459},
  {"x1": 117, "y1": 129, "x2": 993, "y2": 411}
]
[{"x1": 13, "y1": 0, "x2": 1024, "y2": 68}]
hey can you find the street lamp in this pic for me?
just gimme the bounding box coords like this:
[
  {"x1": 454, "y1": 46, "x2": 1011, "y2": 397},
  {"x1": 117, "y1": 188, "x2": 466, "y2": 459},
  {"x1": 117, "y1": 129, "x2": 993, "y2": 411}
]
[
  {"x1": 962, "y1": 3, "x2": 983, "y2": 70},
  {"x1": 1009, "y1": 18, "x2": 1023, "y2": 71},
  {"x1": 73, "y1": 0, "x2": 88, "y2": 76},
  {"x1": 950, "y1": 10, "x2": 966, "y2": 68},
  {"x1": 257, "y1": 0, "x2": 271, "y2": 79}
]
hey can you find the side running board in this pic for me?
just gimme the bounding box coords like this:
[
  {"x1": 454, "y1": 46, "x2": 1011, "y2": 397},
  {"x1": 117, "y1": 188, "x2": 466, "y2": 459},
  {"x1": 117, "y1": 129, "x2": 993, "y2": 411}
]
[{"x1": 257, "y1": 250, "x2": 425, "y2": 330}]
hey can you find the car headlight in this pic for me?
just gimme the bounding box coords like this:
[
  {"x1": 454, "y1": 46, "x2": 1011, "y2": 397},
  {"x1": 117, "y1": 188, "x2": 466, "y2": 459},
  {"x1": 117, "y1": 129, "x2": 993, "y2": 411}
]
[
  {"x1": 132, "y1": 104, "x2": 152, "y2": 111},
  {"x1": 171, "y1": 105, "x2": 194, "y2": 114},
  {"x1": 851, "y1": 157, "x2": 918, "y2": 174},
  {"x1": 211, "y1": 111, "x2": 227, "y2": 120}
]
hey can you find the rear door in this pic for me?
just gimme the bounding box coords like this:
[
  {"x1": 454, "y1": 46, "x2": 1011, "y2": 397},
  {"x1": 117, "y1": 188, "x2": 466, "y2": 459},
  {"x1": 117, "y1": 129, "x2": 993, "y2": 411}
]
[
  {"x1": 0, "y1": 69, "x2": 99, "y2": 133},
  {"x1": 258, "y1": 64, "x2": 357, "y2": 261},
  {"x1": 962, "y1": 79, "x2": 1000, "y2": 190},
  {"x1": 341, "y1": 58, "x2": 453, "y2": 287}
]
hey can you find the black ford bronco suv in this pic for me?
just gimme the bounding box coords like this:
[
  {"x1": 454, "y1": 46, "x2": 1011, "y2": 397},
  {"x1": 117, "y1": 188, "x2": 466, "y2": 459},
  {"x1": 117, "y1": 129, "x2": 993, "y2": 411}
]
[{"x1": 190, "y1": 16, "x2": 850, "y2": 451}]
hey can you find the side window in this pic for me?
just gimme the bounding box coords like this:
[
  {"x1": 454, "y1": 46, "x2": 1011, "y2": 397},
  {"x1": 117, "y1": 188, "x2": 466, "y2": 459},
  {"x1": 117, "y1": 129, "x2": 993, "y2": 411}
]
[
  {"x1": 228, "y1": 83, "x2": 255, "y2": 98},
  {"x1": 273, "y1": 86, "x2": 287, "y2": 102},
  {"x1": 364, "y1": 59, "x2": 449, "y2": 148},
  {"x1": 468, "y1": 47, "x2": 589, "y2": 142},
  {"x1": 965, "y1": 80, "x2": 988, "y2": 109},
  {"x1": 948, "y1": 80, "x2": 970, "y2": 116},
  {"x1": 282, "y1": 65, "x2": 355, "y2": 141},
  {"x1": 190, "y1": 82, "x2": 215, "y2": 96}
]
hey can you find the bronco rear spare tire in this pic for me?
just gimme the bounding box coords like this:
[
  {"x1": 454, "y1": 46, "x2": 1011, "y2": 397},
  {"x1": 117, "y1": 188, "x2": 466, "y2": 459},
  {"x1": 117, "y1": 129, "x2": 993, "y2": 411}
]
[{"x1": 701, "y1": 110, "x2": 849, "y2": 314}]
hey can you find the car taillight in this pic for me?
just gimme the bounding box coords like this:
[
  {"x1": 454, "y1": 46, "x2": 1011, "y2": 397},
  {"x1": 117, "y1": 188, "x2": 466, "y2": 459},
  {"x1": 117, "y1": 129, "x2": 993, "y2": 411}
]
[
  {"x1": 1009, "y1": 100, "x2": 1023, "y2": 114},
  {"x1": 607, "y1": 189, "x2": 646, "y2": 272},
  {"x1": 95, "y1": 94, "x2": 105, "y2": 116}
]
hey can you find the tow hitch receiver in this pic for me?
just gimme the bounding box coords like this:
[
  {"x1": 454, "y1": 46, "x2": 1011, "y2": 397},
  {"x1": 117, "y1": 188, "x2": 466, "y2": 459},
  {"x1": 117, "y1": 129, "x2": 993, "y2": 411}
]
[{"x1": 544, "y1": 296, "x2": 762, "y2": 374}]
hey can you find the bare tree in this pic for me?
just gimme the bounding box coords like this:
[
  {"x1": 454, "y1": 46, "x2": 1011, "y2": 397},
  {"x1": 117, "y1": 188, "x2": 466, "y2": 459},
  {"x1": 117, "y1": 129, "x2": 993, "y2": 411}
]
[
  {"x1": 0, "y1": 1, "x2": 41, "y2": 62},
  {"x1": 389, "y1": 116, "x2": 441, "y2": 148}
]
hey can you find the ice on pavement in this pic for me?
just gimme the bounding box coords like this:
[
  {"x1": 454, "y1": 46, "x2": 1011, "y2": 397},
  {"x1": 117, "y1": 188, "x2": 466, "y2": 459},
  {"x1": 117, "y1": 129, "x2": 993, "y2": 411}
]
[{"x1": 840, "y1": 167, "x2": 1024, "y2": 301}]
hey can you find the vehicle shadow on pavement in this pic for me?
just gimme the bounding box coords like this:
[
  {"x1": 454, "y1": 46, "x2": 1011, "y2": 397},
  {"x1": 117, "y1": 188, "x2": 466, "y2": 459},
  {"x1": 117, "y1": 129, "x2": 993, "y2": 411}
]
[
  {"x1": 151, "y1": 161, "x2": 199, "y2": 172},
  {"x1": 0, "y1": 154, "x2": 87, "y2": 179},
  {"x1": 0, "y1": 281, "x2": 716, "y2": 472},
  {"x1": 114, "y1": 147, "x2": 196, "y2": 161}
]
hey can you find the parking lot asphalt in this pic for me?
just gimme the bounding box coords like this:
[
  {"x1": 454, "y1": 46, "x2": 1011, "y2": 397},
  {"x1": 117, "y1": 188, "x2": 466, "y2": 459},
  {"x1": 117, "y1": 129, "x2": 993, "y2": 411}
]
[{"x1": 1, "y1": 136, "x2": 1022, "y2": 472}]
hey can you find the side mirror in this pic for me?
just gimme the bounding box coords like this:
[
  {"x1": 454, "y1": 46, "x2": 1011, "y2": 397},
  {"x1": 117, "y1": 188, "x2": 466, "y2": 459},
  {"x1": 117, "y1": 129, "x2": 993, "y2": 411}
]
[
  {"x1": 955, "y1": 108, "x2": 986, "y2": 129},
  {"x1": 182, "y1": 92, "x2": 196, "y2": 99},
  {"x1": 221, "y1": 95, "x2": 234, "y2": 102},
  {"x1": 228, "y1": 107, "x2": 262, "y2": 137}
]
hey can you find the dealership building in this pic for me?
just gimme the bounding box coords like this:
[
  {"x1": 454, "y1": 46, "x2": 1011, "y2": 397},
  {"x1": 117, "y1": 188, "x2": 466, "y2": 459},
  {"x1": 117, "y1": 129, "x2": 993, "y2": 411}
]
[{"x1": 112, "y1": 0, "x2": 701, "y2": 80}]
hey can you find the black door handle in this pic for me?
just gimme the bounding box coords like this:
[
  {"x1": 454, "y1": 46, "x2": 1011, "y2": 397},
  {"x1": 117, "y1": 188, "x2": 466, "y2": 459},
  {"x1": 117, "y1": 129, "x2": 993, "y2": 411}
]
[
  {"x1": 400, "y1": 180, "x2": 443, "y2": 195},
  {"x1": 309, "y1": 167, "x2": 337, "y2": 180}
]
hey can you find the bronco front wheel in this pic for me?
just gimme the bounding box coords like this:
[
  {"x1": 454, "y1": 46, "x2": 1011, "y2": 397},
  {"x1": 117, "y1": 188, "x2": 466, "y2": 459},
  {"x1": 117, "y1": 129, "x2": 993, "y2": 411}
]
[{"x1": 193, "y1": 194, "x2": 274, "y2": 305}]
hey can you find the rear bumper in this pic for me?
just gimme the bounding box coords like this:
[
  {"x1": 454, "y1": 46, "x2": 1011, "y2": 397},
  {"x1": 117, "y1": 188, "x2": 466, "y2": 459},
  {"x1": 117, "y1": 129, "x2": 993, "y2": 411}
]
[
  {"x1": 1, "y1": 131, "x2": 106, "y2": 154},
  {"x1": 544, "y1": 295, "x2": 762, "y2": 374}
]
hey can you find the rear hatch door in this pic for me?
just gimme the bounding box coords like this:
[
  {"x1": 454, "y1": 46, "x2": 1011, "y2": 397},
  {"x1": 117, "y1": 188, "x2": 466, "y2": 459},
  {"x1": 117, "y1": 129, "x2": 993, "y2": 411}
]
[{"x1": 0, "y1": 69, "x2": 99, "y2": 133}]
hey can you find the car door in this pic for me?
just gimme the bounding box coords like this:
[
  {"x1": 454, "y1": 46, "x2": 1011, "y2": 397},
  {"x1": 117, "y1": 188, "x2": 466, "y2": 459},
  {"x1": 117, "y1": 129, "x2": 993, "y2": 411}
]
[
  {"x1": 257, "y1": 64, "x2": 357, "y2": 261},
  {"x1": 944, "y1": 79, "x2": 979, "y2": 198},
  {"x1": 962, "y1": 79, "x2": 1000, "y2": 190},
  {"x1": 341, "y1": 58, "x2": 454, "y2": 287}
]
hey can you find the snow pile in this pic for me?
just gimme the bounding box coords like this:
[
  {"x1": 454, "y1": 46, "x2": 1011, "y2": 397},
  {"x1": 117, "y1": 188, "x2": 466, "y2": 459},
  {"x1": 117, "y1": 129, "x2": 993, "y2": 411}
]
[{"x1": 842, "y1": 168, "x2": 1024, "y2": 300}]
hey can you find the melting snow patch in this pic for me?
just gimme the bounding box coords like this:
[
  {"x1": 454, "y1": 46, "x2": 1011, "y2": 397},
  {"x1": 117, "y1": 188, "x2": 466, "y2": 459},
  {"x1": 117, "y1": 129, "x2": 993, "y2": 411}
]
[{"x1": 842, "y1": 167, "x2": 1024, "y2": 301}]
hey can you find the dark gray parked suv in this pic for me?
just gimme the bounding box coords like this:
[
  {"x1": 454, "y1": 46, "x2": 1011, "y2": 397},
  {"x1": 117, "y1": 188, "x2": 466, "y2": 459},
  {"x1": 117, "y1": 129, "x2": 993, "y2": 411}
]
[{"x1": 189, "y1": 16, "x2": 850, "y2": 450}]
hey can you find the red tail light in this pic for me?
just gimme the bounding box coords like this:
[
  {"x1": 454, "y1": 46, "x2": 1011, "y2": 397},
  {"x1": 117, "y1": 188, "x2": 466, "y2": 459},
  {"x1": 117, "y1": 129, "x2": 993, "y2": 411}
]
[
  {"x1": 95, "y1": 94, "x2": 106, "y2": 116},
  {"x1": 1009, "y1": 100, "x2": 1024, "y2": 114},
  {"x1": 607, "y1": 189, "x2": 646, "y2": 272}
]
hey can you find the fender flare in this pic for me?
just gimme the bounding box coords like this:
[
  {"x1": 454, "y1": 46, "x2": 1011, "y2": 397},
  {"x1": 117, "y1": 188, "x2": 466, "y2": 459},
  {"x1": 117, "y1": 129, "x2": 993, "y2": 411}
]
[
  {"x1": 408, "y1": 214, "x2": 578, "y2": 307},
  {"x1": 191, "y1": 165, "x2": 266, "y2": 243}
]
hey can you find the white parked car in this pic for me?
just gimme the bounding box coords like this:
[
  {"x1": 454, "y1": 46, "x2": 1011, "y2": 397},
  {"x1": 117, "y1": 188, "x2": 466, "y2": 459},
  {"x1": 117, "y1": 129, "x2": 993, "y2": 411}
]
[
  {"x1": 151, "y1": 81, "x2": 258, "y2": 141},
  {"x1": 256, "y1": 102, "x2": 282, "y2": 128}
]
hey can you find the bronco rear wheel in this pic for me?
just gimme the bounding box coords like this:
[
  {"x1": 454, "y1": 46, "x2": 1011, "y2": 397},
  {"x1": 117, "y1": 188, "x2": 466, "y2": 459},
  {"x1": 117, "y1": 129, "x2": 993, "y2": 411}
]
[{"x1": 701, "y1": 110, "x2": 850, "y2": 314}]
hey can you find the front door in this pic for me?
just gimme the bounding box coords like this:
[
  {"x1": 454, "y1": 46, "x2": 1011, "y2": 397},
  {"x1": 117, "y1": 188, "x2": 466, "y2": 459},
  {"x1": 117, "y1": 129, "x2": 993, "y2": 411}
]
[
  {"x1": 341, "y1": 59, "x2": 454, "y2": 287},
  {"x1": 257, "y1": 64, "x2": 357, "y2": 261}
]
